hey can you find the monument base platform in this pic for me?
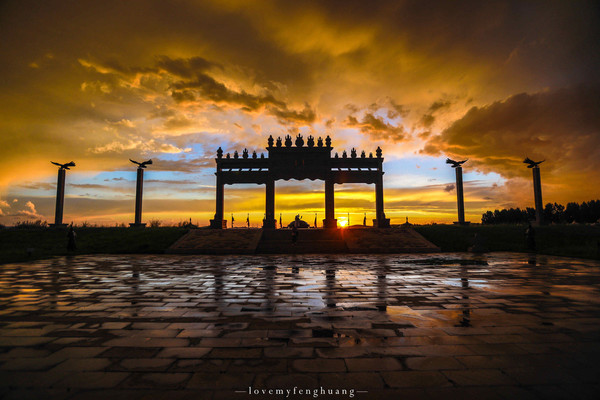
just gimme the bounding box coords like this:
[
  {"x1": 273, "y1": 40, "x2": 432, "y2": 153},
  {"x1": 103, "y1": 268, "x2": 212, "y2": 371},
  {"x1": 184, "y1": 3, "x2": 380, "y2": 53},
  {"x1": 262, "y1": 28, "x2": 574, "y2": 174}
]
[
  {"x1": 453, "y1": 221, "x2": 471, "y2": 225},
  {"x1": 48, "y1": 224, "x2": 68, "y2": 228},
  {"x1": 129, "y1": 223, "x2": 147, "y2": 228},
  {"x1": 209, "y1": 219, "x2": 227, "y2": 229},
  {"x1": 167, "y1": 226, "x2": 440, "y2": 254}
]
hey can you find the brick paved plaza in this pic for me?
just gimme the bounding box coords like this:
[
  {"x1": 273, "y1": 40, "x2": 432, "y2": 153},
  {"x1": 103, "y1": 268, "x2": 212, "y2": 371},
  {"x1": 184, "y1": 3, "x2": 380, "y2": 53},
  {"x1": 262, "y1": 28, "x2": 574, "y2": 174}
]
[{"x1": 1, "y1": 253, "x2": 599, "y2": 399}]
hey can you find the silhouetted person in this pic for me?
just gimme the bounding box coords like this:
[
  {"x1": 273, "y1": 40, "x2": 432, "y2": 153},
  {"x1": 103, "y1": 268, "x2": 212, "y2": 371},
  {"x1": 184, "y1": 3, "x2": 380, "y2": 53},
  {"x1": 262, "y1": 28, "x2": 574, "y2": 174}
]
[
  {"x1": 363, "y1": 213, "x2": 366, "y2": 226},
  {"x1": 67, "y1": 225, "x2": 77, "y2": 252},
  {"x1": 525, "y1": 222, "x2": 536, "y2": 251}
]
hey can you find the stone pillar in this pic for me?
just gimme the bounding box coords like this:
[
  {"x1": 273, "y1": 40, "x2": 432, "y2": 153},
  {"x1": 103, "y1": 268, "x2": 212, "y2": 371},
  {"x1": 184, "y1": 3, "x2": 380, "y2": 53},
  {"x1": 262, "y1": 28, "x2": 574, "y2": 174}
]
[
  {"x1": 373, "y1": 173, "x2": 390, "y2": 228},
  {"x1": 210, "y1": 171, "x2": 225, "y2": 228},
  {"x1": 532, "y1": 167, "x2": 544, "y2": 225},
  {"x1": 263, "y1": 179, "x2": 276, "y2": 229},
  {"x1": 455, "y1": 166, "x2": 466, "y2": 224},
  {"x1": 323, "y1": 178, "x2": 337, "y2": 228},
  {"x1": 52, "y1": 168, "x2": 66, "y2": 227},
  {"x1": 130, "y1": 168, "x2": 146, "y2": 227}
]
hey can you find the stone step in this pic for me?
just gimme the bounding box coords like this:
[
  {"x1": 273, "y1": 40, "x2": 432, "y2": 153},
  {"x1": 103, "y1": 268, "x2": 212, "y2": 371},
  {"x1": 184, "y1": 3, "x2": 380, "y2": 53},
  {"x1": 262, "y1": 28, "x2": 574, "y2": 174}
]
[
  {"x1": 261, "y1": 228, "x2": 343, "y2": 241},
  {"x1": 343, "y1": 227, "x2": 441, "y2": 253},
  {"x1": 167, "y1": 228, "x2": 262, "y2": 254},
  {"x1": 167, "y1": 227, "x2": 440, "y2": 254},
  {"x1": 256, "y1": 239, "x2": 348, "y2": 254}
]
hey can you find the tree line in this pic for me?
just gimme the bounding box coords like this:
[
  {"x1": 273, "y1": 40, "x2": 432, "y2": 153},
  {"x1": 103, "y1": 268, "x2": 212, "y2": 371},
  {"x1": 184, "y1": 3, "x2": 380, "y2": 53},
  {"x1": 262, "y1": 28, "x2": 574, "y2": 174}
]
[{"x1": 481, "y1": 200, "x2": 600, "y2": 224}]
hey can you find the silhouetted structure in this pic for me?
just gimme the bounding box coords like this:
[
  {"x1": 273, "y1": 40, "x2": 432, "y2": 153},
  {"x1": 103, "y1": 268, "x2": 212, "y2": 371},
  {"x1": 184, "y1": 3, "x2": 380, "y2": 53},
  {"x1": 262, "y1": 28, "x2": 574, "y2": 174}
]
[
  {"x1": 524, "y1": 157, "x2": 545, "y2": 224},
  {"x1": 50, "y1": 161, "x2": 75, "y2": 227},
  {"x1": 129, "y1": 159, "x2": 152, "y2": 227},
  {"x1": 210, "y1": 135, "x2": 390, "y2": 229},
  {"x1": 446, "y1": 158, "x2": 469, "y2": 225}
]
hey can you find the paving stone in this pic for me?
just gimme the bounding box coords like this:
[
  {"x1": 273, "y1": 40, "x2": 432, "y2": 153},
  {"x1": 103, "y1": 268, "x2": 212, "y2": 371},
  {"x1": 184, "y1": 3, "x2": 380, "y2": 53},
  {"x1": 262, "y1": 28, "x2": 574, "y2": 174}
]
[
  {"x1": 406, "y1": 356, "x2": 465, "y2": 370},
  {"x1": 442, "y1": 368, "x2": 516, "y2": 386},
  {"x1": 156, "y1": 347, "x2": 212, "y2": 358},
  {"x1": 50, "y1": 346, "x2": 106, "y2": 358},
  {"x1": 122, "y1": 372, "x2": 191, "y2": 389},
  {"x1": 119, "y1": 358, "x2": 175, "y2": 371},
  {"x1": 50, "y1": 358, "x2": 111, "y2": 372},
  {"x1": 345, "y1": 357, "x2": 403, "y2": 371},
  {"x1": 172, "y1": 358, "x2": 230, "y2": 372},
  {"x1": 292, "y1": 358, "x2": 346, "y2": 372},
  {"x1": 186, "y1": 372, "x2": 254, "y2": 389},
  {"x1": 501, "y1": 367, "x2": 579, "y2": 385},
  {"x1": 264, "y1": 346, "x2": 314, "y2": 358},
  {"x1": 103, "y1": 338, "x2": 189, "y2": 347},
  {"x1": 54, "y1": 372, "x2": 129, "y2": 388},
  {"x1": 381, "y1": 371, "x2": 452, "y2": 388},
  {"x1": 253, "y1": 372, "x2": 318, "y2": 388},
  {"x1": 319, "y1": 372, "x2": 385, "y2": 389},
  {"x1": 0, "y1": 253, "x2": 598, "y2": 397},
  {"x1": 0, "y1": 356, "x2": 64, "y2": 371}
]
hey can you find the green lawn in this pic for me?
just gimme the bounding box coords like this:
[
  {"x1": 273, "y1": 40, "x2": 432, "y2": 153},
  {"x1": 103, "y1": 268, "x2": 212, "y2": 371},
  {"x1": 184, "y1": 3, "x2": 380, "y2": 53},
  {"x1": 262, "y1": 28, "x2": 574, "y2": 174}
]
[
  {"x1": 0, "y1": 227, "x2": 189, "y2": 264},
  {"x1": 414, "y1": 224, "x2": 600, "y2": 260}
]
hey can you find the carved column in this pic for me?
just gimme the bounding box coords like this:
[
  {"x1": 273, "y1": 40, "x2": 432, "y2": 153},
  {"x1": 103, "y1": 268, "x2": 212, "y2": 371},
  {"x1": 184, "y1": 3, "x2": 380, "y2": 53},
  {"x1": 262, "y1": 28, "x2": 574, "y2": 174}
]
[
  {"x1": 373, "y1": 172, "x2": 390, "y2": 227},
  {"x1": 455, "y1": 166, "x2": 466, "y2": 224},
  {"x1": 53, "y1": 168, "x2": 66, "y2": 226},
  {"x1": 323, "y1": 178, "x2": 337, "y2": 228},
  {"x1": 532, "y1": 167, "x2": 544, "y2": 225},
  {"x1": 263, "y1": 178, "x2": 276, "y2": 229},
  {"x1": 130, "y1": 168, "x2": 146, "y2": 227},
  {"x1": 210, "y1": 169, "x2": 225, "y2": 228}
]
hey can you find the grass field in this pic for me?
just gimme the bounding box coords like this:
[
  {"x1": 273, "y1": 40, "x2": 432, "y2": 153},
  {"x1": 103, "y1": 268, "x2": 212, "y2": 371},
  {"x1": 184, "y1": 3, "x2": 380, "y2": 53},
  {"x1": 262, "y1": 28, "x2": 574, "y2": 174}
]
[
  {"x1": 414, "y1": 224, "x2": 600, "y2": 260},
  {"x1": 1, "y1": 224, "x2": 599, "y2": 264},
  {"x1": 0, "y1": 227, "x2": 189, "y2": 264}
]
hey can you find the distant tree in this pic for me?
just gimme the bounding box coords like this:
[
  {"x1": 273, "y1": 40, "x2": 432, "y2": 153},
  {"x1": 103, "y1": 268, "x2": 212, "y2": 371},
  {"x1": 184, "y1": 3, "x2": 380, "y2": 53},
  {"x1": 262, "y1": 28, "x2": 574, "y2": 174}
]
[
  {"x1": 482, "y1": 200, "x2": 599, "y2": 224},
  {"x1": 564, "y1": 202, "x2": 580, "y2": 223},
  {"x1": 481, "y1": 211, "x2": 494, "y2": 224}
]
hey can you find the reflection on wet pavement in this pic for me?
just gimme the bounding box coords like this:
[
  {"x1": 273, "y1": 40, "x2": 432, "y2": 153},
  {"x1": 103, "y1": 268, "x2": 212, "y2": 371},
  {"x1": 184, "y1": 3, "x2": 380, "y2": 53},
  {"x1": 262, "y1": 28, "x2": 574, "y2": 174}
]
[{"x1": 0, "y1": 253, "x2": 599, "y2": 399}]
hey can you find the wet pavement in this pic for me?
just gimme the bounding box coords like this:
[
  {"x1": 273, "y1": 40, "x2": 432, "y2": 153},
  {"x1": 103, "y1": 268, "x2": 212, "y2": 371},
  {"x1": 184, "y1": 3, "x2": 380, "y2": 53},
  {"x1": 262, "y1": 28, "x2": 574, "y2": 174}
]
[{"x1": 0, "y1": 253, "x2": 599, "y2": 399}]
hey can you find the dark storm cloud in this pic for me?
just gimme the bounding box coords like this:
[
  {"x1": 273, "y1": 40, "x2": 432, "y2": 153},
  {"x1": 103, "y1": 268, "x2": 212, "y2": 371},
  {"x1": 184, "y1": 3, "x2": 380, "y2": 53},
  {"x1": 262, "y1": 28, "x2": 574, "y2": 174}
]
[
  {"x1": 346, "y1": 113, "x2": 407, "y2": 142},
  {"x1": 269, "y1": 104, "x2": 316, "y2": 125},
  {"x1": 155, "y1": 56, "x2": 221, "y2": 78},
  {"x1": 422, "y1": 84, "x2": 600, "y2": 200}
]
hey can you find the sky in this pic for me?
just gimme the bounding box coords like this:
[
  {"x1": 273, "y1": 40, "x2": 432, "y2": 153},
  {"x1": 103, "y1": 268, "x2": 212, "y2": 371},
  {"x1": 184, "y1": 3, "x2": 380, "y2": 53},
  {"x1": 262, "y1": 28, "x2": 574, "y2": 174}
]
[{"x1": 1, "y1": 0, "x2": 599, "y2": 226}]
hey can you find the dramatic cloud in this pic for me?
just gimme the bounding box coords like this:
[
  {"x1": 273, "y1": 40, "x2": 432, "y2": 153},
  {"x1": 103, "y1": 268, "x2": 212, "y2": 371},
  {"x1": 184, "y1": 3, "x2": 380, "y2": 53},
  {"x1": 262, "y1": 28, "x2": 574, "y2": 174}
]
[
  {"x1": 346, "y1": 113, "x2": 407, "y2": 142},
  {"x1": 422, "y1": 85, "x2": 600, "y2": 203},
  {"x1": 0, "y1": 0, "x2": 598, "y2": 224}
]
